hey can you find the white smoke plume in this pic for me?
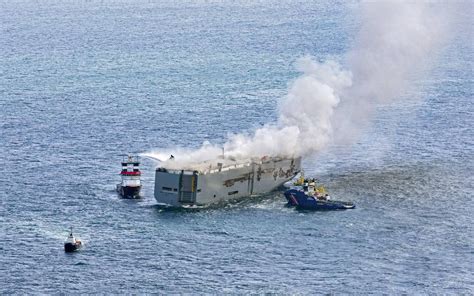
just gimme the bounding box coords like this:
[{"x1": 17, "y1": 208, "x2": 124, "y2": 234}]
[
  {"x1": 333, "y1": 1, "x2": 452, "y2": 143},
  {"x1": 145, "y1": 2, "x2": 456, "y2": 168}
]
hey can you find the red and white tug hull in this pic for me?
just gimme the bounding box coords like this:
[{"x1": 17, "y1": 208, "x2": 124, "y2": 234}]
[{"x1": 117, "y1": 155, "x2": 142, "y2": 199}]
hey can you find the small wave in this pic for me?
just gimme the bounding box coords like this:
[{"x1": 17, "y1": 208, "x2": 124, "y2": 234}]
[{"x1": 206, "y1": 230, "x2": 230, "y2": 236}]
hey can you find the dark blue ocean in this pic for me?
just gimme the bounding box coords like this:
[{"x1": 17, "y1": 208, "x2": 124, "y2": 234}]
[{"x1": 1, "y1": 0, "x2": 472, "y2": 294}]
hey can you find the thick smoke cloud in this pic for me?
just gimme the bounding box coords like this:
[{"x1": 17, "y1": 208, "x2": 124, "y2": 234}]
[
  {"x1": 333, "y1": 1, "x2": 451, "y2": 144},
  {"x1": 145, "y1": 2, "x2": 455, "y2": 168}
]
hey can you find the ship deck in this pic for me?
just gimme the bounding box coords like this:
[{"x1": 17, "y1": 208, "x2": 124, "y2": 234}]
[{"x1": 157, "y1": 156, "x2": 289, "y2": 175}]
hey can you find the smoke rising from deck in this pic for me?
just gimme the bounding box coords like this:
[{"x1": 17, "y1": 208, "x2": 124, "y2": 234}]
[{"x1": 146, "y1": 2, "x2": 455, "y2": 168}]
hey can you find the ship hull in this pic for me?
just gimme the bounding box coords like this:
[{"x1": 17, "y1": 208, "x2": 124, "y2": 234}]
[
  {"x1": 154, "y1": 157, "x2": 301, "y2": 207},
  {"x1": 64, "y1": 242, "x2": 81, "y2": 252},
  {"x1": 117, "y1": 184, "x2": 141, "y2": 199}
]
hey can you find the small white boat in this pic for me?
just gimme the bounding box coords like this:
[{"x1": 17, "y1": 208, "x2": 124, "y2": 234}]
[{"x1": 64, "y1": 228, "x2": 82, "y2": 252}]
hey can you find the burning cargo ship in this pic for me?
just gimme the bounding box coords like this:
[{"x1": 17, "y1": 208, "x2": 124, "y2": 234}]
[{"x1": 154, "y1": 156, "x2": 301, "y2": 207}]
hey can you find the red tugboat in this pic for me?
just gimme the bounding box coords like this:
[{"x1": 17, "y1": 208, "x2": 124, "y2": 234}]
[{"x1": 117, "y1": 155, "x2": 142, "y2": 198}]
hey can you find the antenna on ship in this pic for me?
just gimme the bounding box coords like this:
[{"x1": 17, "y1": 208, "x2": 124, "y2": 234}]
[{"x1": 222, "y1": 147, "x2": 225, "y2": 159}]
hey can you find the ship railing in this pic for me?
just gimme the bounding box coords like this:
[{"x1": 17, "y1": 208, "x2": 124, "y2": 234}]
[
  {"x1": 204, "y1": 162, "x2": 252, "y2": 174},
  {"x1": 122, "y1": 155, "x2": 140, "y2": 163},
  {"x1": 158, "y1": 157, "x2": 293, "y2": 175}
]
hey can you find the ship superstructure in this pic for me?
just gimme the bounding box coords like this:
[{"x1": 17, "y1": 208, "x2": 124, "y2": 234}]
[{"x1": 154, "y1": 156, "x2": 301, "y2": 207}]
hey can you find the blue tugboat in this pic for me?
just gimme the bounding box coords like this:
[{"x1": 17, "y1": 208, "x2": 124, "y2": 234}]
[
  {"x1": 284, "y1": 175, "x2": 355, "y2": 210},
  {"x1": 285, "y1": 189, "x2": 355, "y2": 210}
]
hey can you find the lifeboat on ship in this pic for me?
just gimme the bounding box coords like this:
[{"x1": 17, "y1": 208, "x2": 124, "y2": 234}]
[{"x1": 116, "y1": 155, "x2": 142, "y2": 199}]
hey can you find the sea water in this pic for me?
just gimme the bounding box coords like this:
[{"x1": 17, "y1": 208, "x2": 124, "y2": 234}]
[{"x1": 0, "y1": 0, "x2": 472, "y2": 293}]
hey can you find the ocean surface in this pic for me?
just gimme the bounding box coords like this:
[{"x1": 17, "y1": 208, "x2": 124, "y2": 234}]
[{"x1": 1, "y1": 0, "x2": 472, "y2": 294}]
